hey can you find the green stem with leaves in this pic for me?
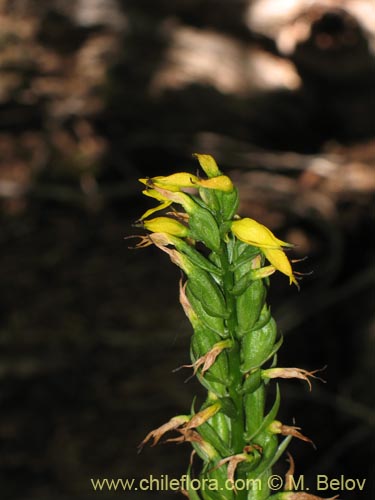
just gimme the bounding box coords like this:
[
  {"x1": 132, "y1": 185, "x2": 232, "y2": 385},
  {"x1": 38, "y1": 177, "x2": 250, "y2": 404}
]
[{"x1": 133, "y1": 154, "x2": 331, "y2": 500}]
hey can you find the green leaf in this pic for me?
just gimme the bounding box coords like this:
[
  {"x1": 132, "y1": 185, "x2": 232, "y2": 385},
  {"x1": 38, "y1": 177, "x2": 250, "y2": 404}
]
[
  {"x1": 245, "y1": 335, "x2": 284, "y2": 373},
  {"x1": 240, "y1": 317, "x2": 277, "y2": 372},
  {"x1": 217, "y1": 188, "x2": 239, "y2": 221},
  {"x1": 186, "y1": 284, "x2": 227, "y2": 336},
  {"x1": 240, "y1": 369, "x2": 262, "y2": 395},
  {"x1": 189, "y1": 207, "x2": 221, "y2": 252},
  {"x1": 245, "y1": 385, "x2": 280, "y2": 442},
  {"x1": 178, "y1": 240, "x2": 222, "y2": 276},
  {"x1": 230, "y1": 272, "x2": 257, "y2": 296},
  {"x1": 231, "y1": 243, "x2": 260, "y2": 270},
  {"x1": 198, "y1": 187, "x2": 221, "y2": 212},
  {"x1": 188, "y1": 273, "x2": 228, "y2": 319},
  {"x1": 251, "y1": 435, "x2": 279, "y2": 479},
  {"x1": 184, "y1": 465, "x2": 203, "y2": 499},
  {"x1": 236, "y1": 281, "x2": 266, "y2": 337},
  {"x1": 268, "y1": 435, "x2": 293, "y2": 470},
  {"x1": 198, "y1": 422, "x2": 233, "y2": 457},
  {"x1": 218, "y1": 397, "x2": 237, "y2": 419}
]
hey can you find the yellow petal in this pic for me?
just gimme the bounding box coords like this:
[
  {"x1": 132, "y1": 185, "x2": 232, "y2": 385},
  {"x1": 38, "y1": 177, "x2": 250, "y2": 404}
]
[
  {"x1": 142, "y1": 188, "x2": 169, "y2": 202},
  {"x1": 143, "y1": 217, "x2": 189, "y2": 237},
  {"x1": 139, "y1": 189, "x2": 173, "y2": 220},
  {"x1": 193, "y1": 153, "x2": 221, "y2": 178},
  {"x1": 151, "y1": 173, "x2": 200, "y2": 191},
  {"x1": 262, "y1": 248, "x2": 297, "y2": 286},
  {"x1": 139, "y1": 177, "x2": 150, "y2": 186},
  {"x1": 139, "y1": 201, "x2": 172, "y2": 221},
  {"x1": 231, "y1": 218, "x2": 291, "y2": 249},
  {"x1": 231, "y1": 218, "x2": 297, "y2": 285},
  {"x1": 142, "y1": 187, "x2": 196, "y2": 214},
  {"x1": 197, "y1": 175, "x2": 234, "y2": 192},
  {"x1": 151, "y1": 186, "x2": 197, "y2": 212}
]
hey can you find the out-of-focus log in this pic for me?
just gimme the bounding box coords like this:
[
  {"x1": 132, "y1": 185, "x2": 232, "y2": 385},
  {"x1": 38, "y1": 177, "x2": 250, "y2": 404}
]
[{"x1": 194, "y1": 132, "x2": 375, "y2": 222}]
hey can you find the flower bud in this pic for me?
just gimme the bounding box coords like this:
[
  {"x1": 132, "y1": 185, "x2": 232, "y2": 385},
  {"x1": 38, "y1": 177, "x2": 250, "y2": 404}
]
[{"x1": 241, "y1": 317, "x2": 277, "y2": 372}]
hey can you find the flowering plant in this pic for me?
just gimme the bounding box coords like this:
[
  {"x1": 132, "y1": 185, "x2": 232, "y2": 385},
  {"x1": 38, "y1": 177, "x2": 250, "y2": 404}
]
[{"x1": 131, "y1": 154, "x2": 337, "y2": 500}]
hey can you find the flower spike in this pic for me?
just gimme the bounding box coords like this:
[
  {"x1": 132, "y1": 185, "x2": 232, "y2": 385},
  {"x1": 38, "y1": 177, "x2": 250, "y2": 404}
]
[{"x1": 134, "y1": 154, "x2": 332, "y2": 499}]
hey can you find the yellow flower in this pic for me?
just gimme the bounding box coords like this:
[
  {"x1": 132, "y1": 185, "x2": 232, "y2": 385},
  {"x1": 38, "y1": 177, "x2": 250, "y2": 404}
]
[
  {"x1": 231, "y1": 218, "x2": 292, "y2": 249},
  {"x1": 231, "y1": 218, "x2": 297, "y2": 286},
  {"x1": 139, "y1": 171, "x2": 234, "y2": 193},
  {"x1": 139, "y1": 173, "x2": 199, "y2": 191},
  {"x1": 143, "y1": 217, "x2": 189, "y2": 237}
]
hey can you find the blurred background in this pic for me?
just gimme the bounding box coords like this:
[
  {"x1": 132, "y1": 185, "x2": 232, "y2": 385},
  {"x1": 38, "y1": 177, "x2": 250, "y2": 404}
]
[{"x1": 0, "y1": 0, "x2": 374, "y2": 498}]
